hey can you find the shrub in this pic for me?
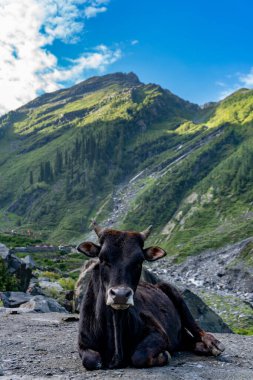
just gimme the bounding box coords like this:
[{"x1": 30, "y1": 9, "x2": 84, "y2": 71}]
[
  {"x1": 40, "y1": 271, "x2": 61, "y2": 280},
  {"x1": 58, "y1": 277, "x2": 76, "y2": 291},
  {"x1": 0, "y1": 258, "x2": 19, "y2": 291}
]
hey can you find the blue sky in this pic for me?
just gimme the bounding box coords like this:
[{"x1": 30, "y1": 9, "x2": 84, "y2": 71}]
[{"x1": 1, "y1": 0, "x2": 253, "y2": 114}]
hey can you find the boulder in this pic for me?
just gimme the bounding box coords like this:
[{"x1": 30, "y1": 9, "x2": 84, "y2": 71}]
[
  {"x1": 21, "y1": 255, "x2": 36, "y2": 270},
  {"x1": 21, "y1": 295, "x2": 67, "y2": 313},
  {"x1": 0, "y1": 291, "x2": 32, "y2": 308},
  {"x1": 39, "y1": 280, "x2": 63, "y2": 292},
  {"x1": 27, "y1": 282, "x2": 45, "y2": 296},
  {"x1": 0, "y1": 291, "x2": 67, "y2": 313},
  {"x1": 182, "y1": 289, "x2": 232, "y2": 333},
  {"x1": 0, "y1": 243, "x2": 9, "y2": 260},
  {"x1": 74, "y1": 259, "x2": 232, "y2": 333},
  {"x1": 0, "y1": 244, "x2": 33, "y2": 291}
]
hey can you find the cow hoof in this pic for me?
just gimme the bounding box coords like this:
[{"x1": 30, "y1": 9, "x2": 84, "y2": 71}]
[
  {"x1": 108, "y1": 354, "x2": 124, "y2": 369},
  {"x1": 82, "y1": 350, "x2": 102, "y2": 370},
  {"x1": 83, "y1": 361, "x2": 102, "y2": 371},
  {"x1": 196, "y1": 333, "x2": 225, "y2": 356},
  {"x1": 156, "y1": 351, "x2": 171, "y2": 366}
]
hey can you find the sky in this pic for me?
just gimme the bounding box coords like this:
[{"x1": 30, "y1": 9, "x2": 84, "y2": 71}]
[{"x1": 1, "y1": 0, "x2": 253, "y2": 115}]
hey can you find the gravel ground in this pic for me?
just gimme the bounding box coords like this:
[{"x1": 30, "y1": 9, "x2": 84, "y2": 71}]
[{"x1": 0, "y1": 312, "x2": 253, "y2": 380}]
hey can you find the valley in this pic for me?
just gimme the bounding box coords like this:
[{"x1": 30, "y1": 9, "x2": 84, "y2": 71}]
[{"x1": 1, "y1": 72, "x2": 253, "y2": 335}]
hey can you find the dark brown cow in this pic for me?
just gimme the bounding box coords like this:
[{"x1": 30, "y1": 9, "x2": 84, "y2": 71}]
[{"x1": 77, "y1": 222, "x2": 225, "y2": 370}]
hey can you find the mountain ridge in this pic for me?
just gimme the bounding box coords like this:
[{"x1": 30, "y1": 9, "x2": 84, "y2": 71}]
[{"x1": 0, "y1": 72, "x2": 253, "y2": 264}]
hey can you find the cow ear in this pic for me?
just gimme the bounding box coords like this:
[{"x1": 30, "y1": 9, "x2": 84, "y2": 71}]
[
  {"x1": 143, "y1": 246, "x2": 166, "y2": 261},
  {"x1": 77, "y1": 241, "x2": 101, "y2": 257}
]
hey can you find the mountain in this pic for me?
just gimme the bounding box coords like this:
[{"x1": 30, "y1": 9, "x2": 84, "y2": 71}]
[{"x1": 0, "y1": 72, "x2": 253, "y2": 262}]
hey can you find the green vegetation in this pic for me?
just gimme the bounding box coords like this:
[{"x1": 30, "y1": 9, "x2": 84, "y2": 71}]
[
  {"x1": 0, "y1": 257, "x2": 19, "y2": 291},
  {"x1": 0, "y1": 73, "x2": 198, "y2": 242},
  {"x1": 0, "y1": 233, "x2": 41, "y2": 248},
  {"x1": 1, "y1": 72, "x2": 253, "y2": 263},
  {"x1": 199, "y1": 290, "x2": 253, "y2": 335},
  {"x1": 40, "y1": 271, "x2": 61, "y2": 280},
  {"x1": 58, "y1": 277, "x2": 76, "y2": 291},
  {"x1": 15, "y1": 250, "x2": 84, "y2": 277},
  {"x1": 228, "y1": 241, "x2": 253, "y2": 269}
]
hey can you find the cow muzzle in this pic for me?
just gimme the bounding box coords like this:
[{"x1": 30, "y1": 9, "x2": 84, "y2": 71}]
[{"x1": 106, "y1": 287, "x2": 134, "y2": 310}]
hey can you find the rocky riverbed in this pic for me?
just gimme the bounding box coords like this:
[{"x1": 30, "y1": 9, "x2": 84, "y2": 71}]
[
  {"x1": 147, "y1": 237, "x2": 253, "y2": 334},
  {"x1": 0, "y1": 312, "x2": 253, "y2": 380}
]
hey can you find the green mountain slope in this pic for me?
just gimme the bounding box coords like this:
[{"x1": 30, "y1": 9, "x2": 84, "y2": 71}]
[
  {"x1": 0, "y1": 72, "x2": 199, "y2": 242},
  {"x1": 123, "y1": 89, "x2": 253, "y2": 258},
  {"x1": 1, "y1": 72, "x2": 253, "y2": 262}
]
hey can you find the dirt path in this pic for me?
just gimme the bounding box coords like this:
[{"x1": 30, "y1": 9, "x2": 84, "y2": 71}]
[{"x1": 0, "y1": 312, "x2": 253, "y2": 379}]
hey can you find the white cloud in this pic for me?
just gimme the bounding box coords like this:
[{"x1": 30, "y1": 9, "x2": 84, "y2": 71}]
[
  {"x1": 0, "y1": 0, "x2": 120, "y2": 115},
  {"x1": 239, "y1": 68, "x2": 253, "y2": 87},
  {"x1": 131, "y1": 40, "x2": 139, "y2": 46},
  {"x1": 218, "y1": 86, "x2": 240, "y2": 100},
  {"x1": 84, "y1": 6, "x2": 107, "y2": 18},
  {"x1": 217, "y1": 68, "x2": 253, "y2": 101},
  {"x1": 43, "y1": 45, "x2": 121, "y2": 87}
]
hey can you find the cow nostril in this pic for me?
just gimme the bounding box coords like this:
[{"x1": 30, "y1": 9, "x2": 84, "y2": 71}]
[
  {"x1": 110, "y1": 289, "x2": 117, "y2": 297},
  {"x1": 125, "y1": 290, "x2": 132, "y2": 298}
]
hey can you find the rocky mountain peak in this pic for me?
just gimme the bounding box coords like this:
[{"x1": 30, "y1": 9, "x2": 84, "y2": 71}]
[{"x1": 68, "y1": 71, "x2": 141, "y2": 96}]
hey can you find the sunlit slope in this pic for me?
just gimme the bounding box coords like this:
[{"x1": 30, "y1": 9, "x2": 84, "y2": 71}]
[
  {"x1": 123, "y1": 89, "x2": 253, "y2": 259},
  {"x1": 2, "y1": 72, "x2": 253, "y2": 257},
  {"x1": 0, "y1": 72, "x2": 199, "y2": 242}
]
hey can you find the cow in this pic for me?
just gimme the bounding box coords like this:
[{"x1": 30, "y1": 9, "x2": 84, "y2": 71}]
[{"x1": 77, "y1": 222, "x2": 225, "y2": 370}]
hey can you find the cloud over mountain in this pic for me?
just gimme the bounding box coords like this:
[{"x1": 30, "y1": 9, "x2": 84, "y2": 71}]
[{"x1": 0, "y1": 0, "x2": 120, "y2": 115}]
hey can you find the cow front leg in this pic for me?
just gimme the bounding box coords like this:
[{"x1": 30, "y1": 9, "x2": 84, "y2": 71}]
[
  {"x1": 79, "y1": 348, "x2": 102, "y2": 370},
  {"x1": 157, "y1": 283, "x2": 225, "y2": 356},
  {"x1": 131, "y1": 332, "x2": 171, "y2": 368},
  {"x1": 195, "y1": 332, "x2": 225, "y2": 356}
]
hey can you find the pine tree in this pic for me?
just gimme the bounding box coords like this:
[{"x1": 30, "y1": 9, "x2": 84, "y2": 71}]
[
  {"x1": 29, "y1": 171, "x2": 34, "y2": 185},
  {"x1": 64, "y1": 151, "x2": 68, "y2": 167},
  {"x1": 54, "y1": 148, "x2": 63, "y2": 175},
  {"x1": 39, "y1": 162, "x2": 44, "y2": 182},
  {"x1": 44, "y1": 161, "x2": 53, "y2": 183}
]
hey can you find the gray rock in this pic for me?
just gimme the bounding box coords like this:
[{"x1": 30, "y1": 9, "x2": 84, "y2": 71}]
[
  {"x1": 27, "y1": 283, "x2": 45, "y2": 296},
  {"x1": 0, "y1": 292, "x2": 66, "y2": 313},
  {"x1": 0, "y1": 291, "x2": 32, "y2": 308},
  {"x1": 0, "y1": 243, "x2": 9, "y2": 260},
  {"x1": 182, "y1": 289, "x2": 232, "y2": 333},
  {"x1": 160, "y1": 237, "x2": 253, "y2": 295},
  {"x1": 39, "y1": 280, "x2": 63, "y2": 292},
  {"x1": 21, "y1": 255, "x2": 36, "y2": 269},
  {"x1": 21, "y1": 295, "x2": 67, "y2": 313}
]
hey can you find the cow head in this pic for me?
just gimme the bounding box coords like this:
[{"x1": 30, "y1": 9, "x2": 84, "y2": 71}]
[{"x1": 77, "y1": 222, "x2": 166, "y2": 310}]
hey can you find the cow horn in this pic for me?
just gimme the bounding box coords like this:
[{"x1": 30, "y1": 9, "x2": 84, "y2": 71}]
[
  {"x1": 140, "y1": 225, "x2": 152, "y2": 241},
  {"x1": 91, "y1": 220, "x2": 105, "y2": 237}
]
